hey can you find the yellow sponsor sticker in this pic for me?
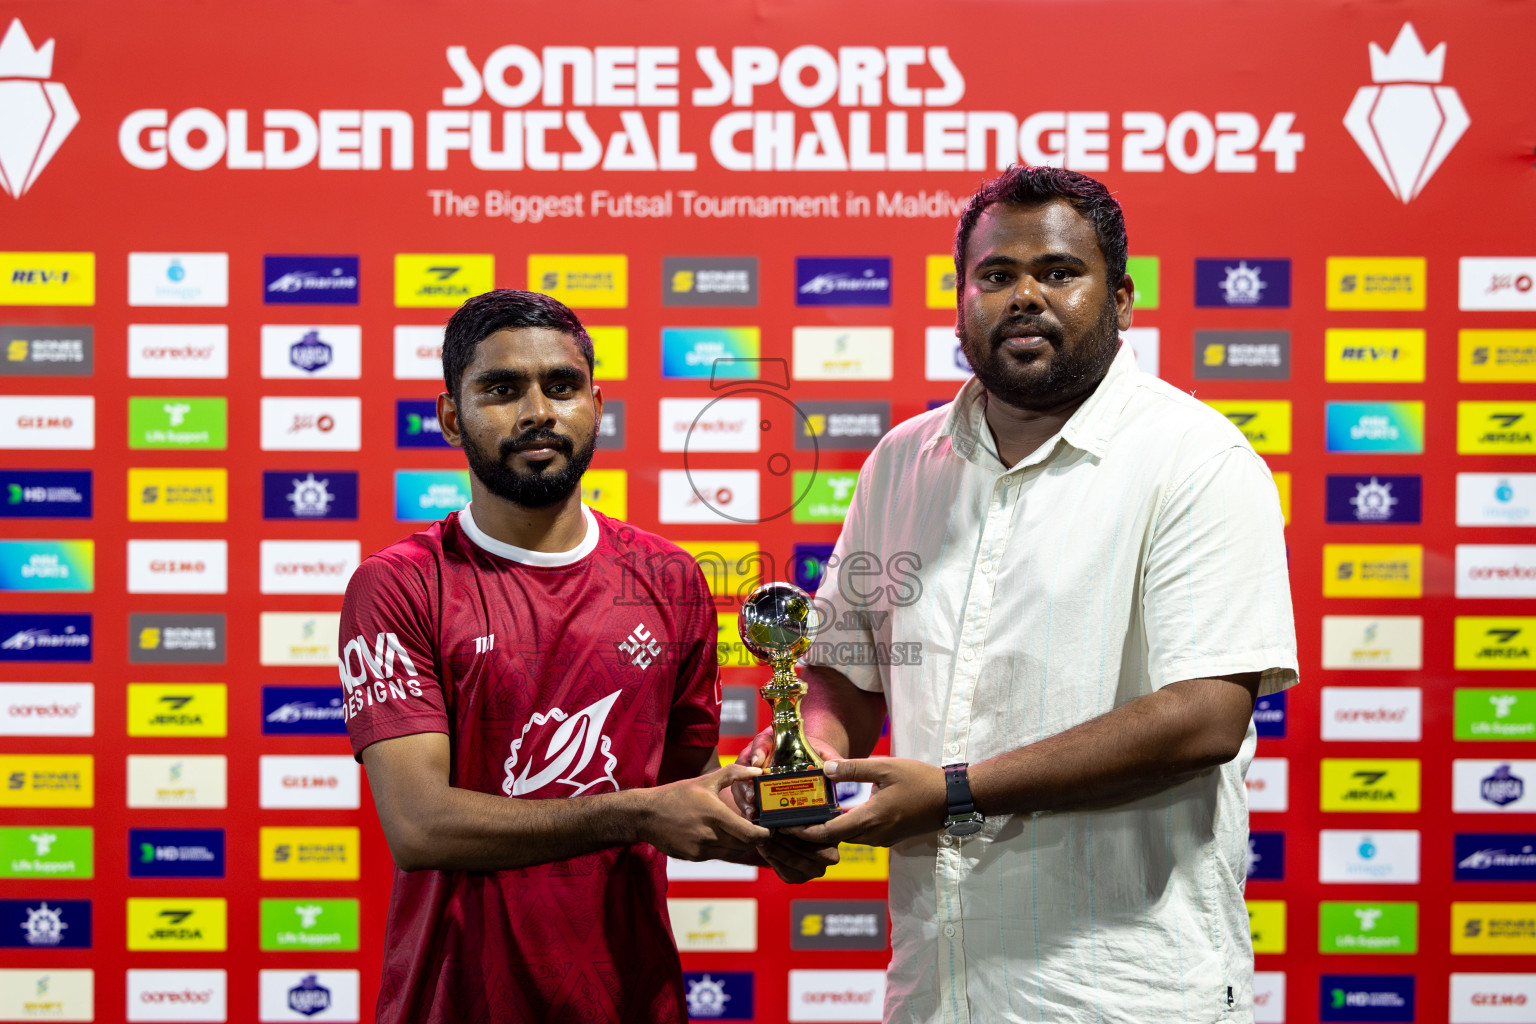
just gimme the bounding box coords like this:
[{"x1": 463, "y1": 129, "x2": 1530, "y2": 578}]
[
  {"x1": 1456, "y1": 617, "x2": 1536, "y2": 670},
  {"x1": 1452, "y1": 902, "x2": 1536, "y2": 954},
  {"x1": 677, "y1": 540, "x2": 760, "y2": 599},
  {"x1": 1326, "y1": 257, "x2": 1426, "y2": 310},
  {"x1": 0, "y1": 252, "x2": 95, "y2": 306},
  {"x1": 1324, "y1": 329, "x2": 1426, "y2": 382},
  {"x1": 127, "y1": 683, "x2": 227, "y2": 737},
  {"x1": 528, "y1": 255, "x2": 628, "y2": 308},
  {"x1": 1323, "y1": 544, "x2": 1422, "y2": 598},
  {"x1": 581, "y1": 469, "x2": 627, "y2": 520},
  {"x1": 1459, "y1": 401, "x2": 1536, "y2": 454},
  {"x1": 588, "y1": 325, "x2": 627, "y2": 380},
  {"x1": 394, "y1": 254, "x2": 494, "y2": 308},
  {"x1": 1460, "y1": 330, "x2": 1536, "y2": 383},
  {"x1": 926, "y1": 255, "x2": 956, "y2": 309},
  {"x1": 716, "y1": 613, "x2": 754, "y2": 668},
  {"x1": 818, "y1": 843, "x2": 889, "y2": 882},
  {"x1": 1205, "y1": 400, "x2": 1291, "y2": 454},
  {"x1": 127, "y1": 467, "x2": 228, "y2": 522},
  {"x1": 260, "y1": 827, "x2": 360, "y2": 880},
  {"x1": 1320, "y1": 758, "x2": 1421, "y2": 812},
  {"x1": 1247, "y1": 899, "x2": 1287, "y2": 954},
  {"x1": 127, "y1": 897, "x2": 226, "y2": 951},
  {"x1": 1273, "y1": 471, "x2": 1290, "y2": 526},
  {"x1": 0, "y1": 754, "x2": 93, "y2": 807}
]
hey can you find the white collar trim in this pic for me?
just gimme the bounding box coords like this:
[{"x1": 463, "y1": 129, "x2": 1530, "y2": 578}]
[{"x1": 459, "y1": 501, "x2": 599, "y2": 567}]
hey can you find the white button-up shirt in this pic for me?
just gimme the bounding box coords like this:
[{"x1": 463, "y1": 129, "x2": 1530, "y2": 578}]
[{"x1": 803, "y1": 344, "x2": 1298, "y2": 1024}]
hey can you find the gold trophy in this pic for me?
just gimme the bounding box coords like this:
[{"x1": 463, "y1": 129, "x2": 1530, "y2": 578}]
[{"x1": 739, "y1": 581, "x2": 841, "y2": 827}]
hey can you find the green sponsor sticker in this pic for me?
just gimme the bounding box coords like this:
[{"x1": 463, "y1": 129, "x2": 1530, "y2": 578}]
[
  {"x1": 128, "y1": 396, "x2": 228, "y2": 449},
  {"x1": 260, "y1": 898, "x2": 359, "y2": 951},
  {"x1": 1318, "y1": 901, "x2": 1417, "y2": 953},
  {"x1": 792, "y1": 470, "x2": 859, "y2": 524},
  {"x1": 0, "y1": 826, "x2": 93, "y2": 878},
  {"x1": 1456, "y1": 688, "x2": 1536, "y2": 740},
  {"x1": 1126, "y1": 255, "x2": 1159, "y2": 309}
]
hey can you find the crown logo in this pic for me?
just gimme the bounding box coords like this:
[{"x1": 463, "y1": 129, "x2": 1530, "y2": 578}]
[
  {"x1": 0, "y1": 19, "x2": 78, "y2": 198},
  {"x1": 0, "y1": 19, "x2": 54, "y2": 78},
  {"x1": 1368, "y1": 23, "x2": 1445, "y2": 83}
]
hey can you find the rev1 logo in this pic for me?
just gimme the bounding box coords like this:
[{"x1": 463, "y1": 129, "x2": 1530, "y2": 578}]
[
  {"x1": 263, "y1": 686, "x2": 346, "y2": 736},
  {"x1": 683, "y1": 971, "x2": 754, "y2": 1020},
  {"x1": 1320, "y1": 974, "x2": 1414, "y2": 1023},
  {"x1": 0, "y1": 899, "x2": 90, "y2": 948},
  {"x1": 1326, "y1": 475, "x2": 1422, "y2": 524},
  {"x1": 0, "y1": 613, "x2": 90, "y2": 662},
  {"x1": 263, "y1": 255, "x2": 359, "y2": 305},
  {"x1": 128, "y1": 828, "x2": 225, "y2": 879},
  {"x1": 262, "y1": 470, "x2": 358, "y2": 520},
  {"x1": 795, "y1": 257, "x2": 892, "y2": 307},
  {"x1": 1194, "y1": 259, "x2": 1291, "y2": 308}
]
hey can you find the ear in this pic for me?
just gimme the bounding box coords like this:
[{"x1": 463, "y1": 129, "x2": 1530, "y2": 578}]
[
  {"x1": 1115, "y1": 273, "x2": 1135, "y2": 331},
  {"x1": 437, "y1": 392, "x2": 464, "y2": 449}
]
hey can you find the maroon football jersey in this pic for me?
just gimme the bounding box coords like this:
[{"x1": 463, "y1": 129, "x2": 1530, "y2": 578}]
[{"x1": 340, "y1": 504, "x2": 721, "y2": 1024}]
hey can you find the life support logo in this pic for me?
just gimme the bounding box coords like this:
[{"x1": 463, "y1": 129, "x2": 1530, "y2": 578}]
[
  {"x1": 0, "y1": 20, "x2": 78, "y2": 198},
  {"x1": 502, "y1": 690, "x2": 622, "y2": 797}
]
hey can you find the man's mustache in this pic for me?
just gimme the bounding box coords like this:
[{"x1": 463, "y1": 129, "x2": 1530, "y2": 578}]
[{"x1": 499, "y1": 429, "x2": 575, "y2": 459}]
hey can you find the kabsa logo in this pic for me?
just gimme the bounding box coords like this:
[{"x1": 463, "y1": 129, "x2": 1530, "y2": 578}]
[
  {"x1": 0, "y1": 682, "x2": 93, "y2": 738},
  {"x1": 394, "y1": 253, "x2": 493, "y2": 307},
  {"x1": 0, "y1": 20, "x2": 79, "y2": 198},
  {"x1": 503, "y1": 690, "x2": 623, "y2": 797},
  {"x1": 396, "y1": 398, "x2": 451, "y2": 448},
  {"x1": 128, "y1": 828, "x2": 225, "y2": 879},
  {"x1": 0, "y1": 613, "x2": 89, "y2": 662},
  {"x1": 1194, "y1": 258, "x2": 1291, "y2": 308},
  {"x1": 0, "y1": 899, "x2": 90, "y2": 948},
  {"x1": 1456, "y1": 618, "x2": 1536, "y2": 671},
  {"x1": 262, "y1": 686, "x2": 346, "y2": 735},
  {"x1": 263, "y1": 255, "x2": 360, "y2": 305},
  {"x1": 1460, "y1": 258, "x2": 1536, "y2": 313},
  {"x1": 1325, "y1": 475, "x2": 1422, "y2": 524},
  {"x1": 259, "y1": 755, "x2": 360, "y2": 809},
  {"x1": 1344, "y1": 22, "x2": 1468, "y2": 203},
  {"x1": 259, "y1": 396, "x2": 361, "y2": 451},
  {"x1": 0, "y1": 325, "x2": 92, "y2": 375},
  {"x1": 0, "y1": 395, "x2": 94, "y2": 449},
  {"x1": 127, "y1": 324, "x2": 229, "y2": 379},
  {"x1": 262, "y1": 470, "x2": 358, "y2": 520},
  {"x1": 0, "y1": 469, "x2": 89, "y2": 518},
  {"x1": 683, "y1": 971, "x2": 754, "y2": 1021},
  {"x1": 1453, "y1": 761, "x2": 1536, "y2": 812},
  {"x1": 795, "y1": 257, "x2": 892, "y2": 306},
  {"x1": 259, "y1": 540, "x2": 359, "y2": 595},
  {"x1": 663, "y1": 257, "x2": 758, "y2": 307},
  {"x1": 259, "y1": 970, "x2": 360, "y2": 1022},
  {"x1": 260, "y1": 324, "x2": 361, "y2": 379},
  {"x1": 1460, "y1": 403, "x2": 1536, "y2": 455}
]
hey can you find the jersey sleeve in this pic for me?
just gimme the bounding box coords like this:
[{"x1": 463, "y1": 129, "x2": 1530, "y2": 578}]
[
  {"x1": 1142, "y1": 445, "x2": 1299, "y2": 696},
  {"x1": 339, "y1": 554, "x2": 449, "y2": 761},
  {"x1": 665, "y1": 558, "x2": 722, "y2": 749}
]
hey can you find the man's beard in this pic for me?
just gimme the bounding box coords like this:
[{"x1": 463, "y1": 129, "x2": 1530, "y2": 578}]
[
  {"x1": 962, "y1": 295, "x2": 1121, "y2": 411},
  {"x1": 462, "y1": 424, "x2": 598, "y2": 508}
]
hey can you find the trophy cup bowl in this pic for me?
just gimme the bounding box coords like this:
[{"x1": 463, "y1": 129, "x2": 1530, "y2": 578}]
[{"x1": 739, "y1": 581, "x2": 841, "y2": 828}]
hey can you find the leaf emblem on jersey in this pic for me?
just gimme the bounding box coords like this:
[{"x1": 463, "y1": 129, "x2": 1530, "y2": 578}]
[{"x1": 502, "y1": 689, "x2": 623, "y2": 797}]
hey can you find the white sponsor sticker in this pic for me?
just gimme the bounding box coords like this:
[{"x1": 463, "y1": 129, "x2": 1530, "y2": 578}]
[
  {"x1": 259, "y1": 540, "x2": 360, "y2": 595},
  {"x1": 658, "y1": 469, "x2": 760, "y2": 524},
  {"x1": 0, "y1": 682, "x2": 93, "y2": 736},
  {"x1": 1321, "y1": 687, "x2": 1423, "y2": 741},
  {"x1": 258, "y1": 970, "x2": 360, "y2": 1023},
  {"x1": 1124, "y1": 327, "x2": 1161, "y2": 377},
  {"x1": 1459, "y1": 474, "x2": 1536, "y2": 527},
  {"x1": 0, "y1": 395, "x2": 94, "y2": 449},
  {"x1": 1455, "y1": 760, "x2": 1536, "y2": 813},
  {"x1": 1457, "y1": 545, "x2": 1536, "y2": 598},
  {"x1": 792, "y1": 327, "x2": 894, "y2": 381},
  {"x1": 259, "y1": 396, "x2": 362, "y2": 451},
  {"x1": 1247, "y1": 757, "x2": 1289, "y2": 812},
  {"x1": 260, "y1": 612, "x2": 341, "y2": 666},
  {"x1": 259, "y1": 755, "x2": 360, "y2": 809},
  {"x1": 128, "y1": 325, "x2": 230, "y2": 378},
  {"x1": 1460, "y1": 258, "x2": 1536, "y2": 312},
  {"x1": 1318, "y1": 830, "x2": 1420, "y2": 884},
  {"x1": 667, "y1": 898, "x2": 758, "y2": 951},
  {"x1": 1321, "y1": 616, "x2": 1423, "y2": 670},
  {"x1": 788, "y1": 969, "x2": 887, "y2": 1023},
  {"x1": 260, "y1": 325, "x2": 362, "y2": 379},
  {"x1": 659, "y1": 397, "x2": 760, "y2": 453},
  {"x1": 1450, "y1": 973, "x2": 1536, "y2": 1023},
  {"x1": 393, "y1": 325, "x2": 444, "y2": 380},
  {"x1": 924, "y1": 326, "x2": 971, "y2": 381},
  {"x1": 1252, "y1": 971, "x2": 1285, "y2": 1024},
  {"x1": 126, "y1": 969, "x2": 228, "y2": 1022},
  {"x1": 127, "y1": 539, "x2": 228, "y2": 594},
  {"x1": 0, "y1": 968, "x2": 94, "y2": 1021},
  {"x1": 127, "y1": 755, "x2": 227, "y2": 808},
  {"x1": 128, "y1": 253, "x2": 229, "y2": 307},
  {"x1": 667, "y1": 858, "x2": 759, "y2": 882}
]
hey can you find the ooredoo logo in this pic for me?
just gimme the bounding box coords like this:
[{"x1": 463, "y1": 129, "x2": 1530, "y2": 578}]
[
  {"x1": 0, "y1": 682, "x2": 92, "y2": 736},
  {"x1": 0, "y1": 20, "x2": 78, "y2": 198},
  {"x1": 259, "y1": 539, "x2": 360, "y2": 595}
]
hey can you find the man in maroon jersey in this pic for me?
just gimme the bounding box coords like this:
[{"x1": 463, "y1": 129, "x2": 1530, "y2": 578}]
[{"x1": 341, "y1": 289, "x2": 771, "y2": 1024}]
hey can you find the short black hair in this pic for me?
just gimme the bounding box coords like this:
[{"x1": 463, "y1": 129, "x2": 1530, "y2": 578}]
[
  {"x1": 441, "y1": 289, "x2": 595, "y2": 400},
  {"x1": 952, "y1": 165, "x2": 1130, "y2": 298}
]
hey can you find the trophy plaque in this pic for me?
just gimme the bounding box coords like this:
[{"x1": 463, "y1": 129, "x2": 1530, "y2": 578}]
[{"x1": 739, "y1": 581, "x2": 841, "y2": 828}]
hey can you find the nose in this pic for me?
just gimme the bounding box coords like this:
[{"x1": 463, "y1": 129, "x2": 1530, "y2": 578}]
[
  {"x1": 516, "y1": 388, "x2": 557, "y2": 432},
  {"x1": 1009, "y1": 273, "x2": 1045, "y2": 313}
]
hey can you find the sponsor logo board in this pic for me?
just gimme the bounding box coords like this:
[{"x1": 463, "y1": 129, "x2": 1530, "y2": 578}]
[
  {"x1": 260, "y1": 396, "x2": 362, "y2": 451},
  {"x1": 590, "y1": 325, "x2": 627, "y2": 380},
  {"x1": 394, "y1": 469, "x2": 470, "y2": 520},
  {"x1": 127, "y1": 398, "x2": 226, "y2": 450},
  {"x1": 1325, "y1": 330, "x2": 1426, "y2": 382},
  {"x1": 395, "y1": 398, "x2": 449, "y2": 448},
  {"x1": 682, "y1": 971, "x2": 754, "y2": 1020},
  {"x1": 260, "y1": 899, "x2": 359, "y2": 952},
  {"x1": 393, "y1": 325, "x2": 443, "y2": 380},
  {"x1": 394, "y1": 254, "x2": 492, "y2": 307},
  {"x1": 263, "y1": 686, "x2": 347, "y2": 736},
  {"x1": 0, "y1": 469, "x2": 90, "y2": 518},
  {"x1": 0, "y1": 754, "x2": 92, "y2": 807},
  {"x1": 668, "y1": 898, "x2": 757, "y2": 952},
  {"x1": 659, "y1": 469, "x2": 759, "y2": 524},
  {"x1": 1326, "y1": 257, "x2": 1426, "y2": 311},
  {"x1": 0, "y1": 898, "x2": 90, "y2": 948},
  {"x1": 264, "y1": 255, "x2": 359, "y2": 305},
  {"x1": 1460, "y1": 330, "x2": 1536, "y2": 382},
  {"x1": 126, "y1": 969, "x2": 227, "y2": 1022},
  {"x1": 0, "y1": 825, "x2": 93, "y2": 879},
  {"x1": 261, "y1": 613, "x2": 341, "y2": 667},
  {"x1": 790, "y1": 900, "x2": 887, "y2": 951},
  {"x1": 128, "y1": 829, "x2": 225, "y2": 879},
  {"x1": 597, "y1": 398, "x2": 625, "y2": 450},
  {"x1": 0, "y1": 325, "x2": 92, "y2": 375},
  {"x1": 1457, "y1": 689, "x2": 1536, "y2": 740},
  {"x1": 262, "y1": 470, "x2": 358, "y2": 520},
  {"x1": 1461, "y1": 258, "x2": 1536, "y2": 312},
  {"x1": 528, "y1": 254, "x2": 627, "y2": 308},
  {"x1": 1455, "y1": 834, "x2": 1536, "y2": 882},
  {"x1": 581, "y1": 469, "x2": 626, "y2": 520},
  {"x1": 260, "y1": 827, "x2": 360, "y2": 880},
  {"x1": 1322, "y1": 617, "x2": 1423, "y2": 670},
  {"x1": 1253, "y1": 971, "x2": 1285, "y2": 1024},
  {"x1": 1459, "y1": 403, "x2": 1536, "y2": 455},
  {"x1": 259, "y1": 540, "x2": 359, "y2": 595},
  {"x1": 795, "y1": 257, "x2": 891, "y2": 307},
  {"x1": 1454, "y1": 761, "x2": 1536, "y2": 812},
  {"x1": 667, "y1": 858, "x2": 758, "y2": 882},
  {"x1": 260, "y1": 325, "x2": 362, "y2": 379},
  {"x1": 925, "y1": 254, "x2": 955, "y2": 309},
  {"x1": 663, "y1": 257, "x2": 758, "y2": 307},
  {"x1": 1248, "y1": 757, "x2": 1290, "y2": 812},
  {"x1": 259, "y1": 755, "x2": 360, "y2": 809},
  {"x1": 0, "y1": 252, "x2": 94, "y2": 306},
  {"x1": 1318, "y1": 902, "x2": 1417, "y2": 954},
  {"x1": 1319, "y1": 830, "x2": 1420, "y2": 884},
  {"x1": 1457, "y1": 618, "x2": 1536, "y2": 671},
  {"x1": 126, "y1": 755, "x2": 226, "y2": 808},
  {"x1": 787, "y1": 970, "x2": 886, "y2": 1023},
  {"x1": 1248, "y1": 899, "x2": 1286, "y2": 953},
  {"x1": 127, "y1": 324, "x2": 229, "y2": 378},
  {"x1": 817, "y1": 844, "x2": 888, "y2": 882},
  {"x1": 127, "y1": 253, "x2": 227, "y2": 307},
  {"x1": 1323, "y1": 545, "x2": 1422, "y2": 598},
  {"x1": 0, "y1": 395, "x2": 93, "y2": 449},
  {"x1": 1321, "y1": 687, "x2": 1422, "y2": 742},
  {"x1": 792, "y1": 327, "x2": 893, "y2": 380},
  {"x1": 924, "y1": 326, "x2": 971, "y2": 382},
  {"x1": 128, "y1": 468, "x2": 227, "y2": 522},
  {"x1": 1458, "y1": 546, "x2": 1536, "y2": 598},
  {"x1": 1320, "y1": 759, "x2": 1421, "y2": 812},
  {"x1": 1254, "y1": 692, "x2": 1287, "y2": 738},
  {"x1": 1248, "y1": 831, "x2": 1284, "y2": 880},
  {"x1": 1453, "y1": 903, "x2": 1536, "y2": 954},
  {"x1": 660, "y1": 397, "x2": 760, "y2": 453},
  {"x1": 1326, "y1": 402, "x2": 1425, "y2": 454},
  {"x1": 0, "y1": 540, "x2": 91, "y2": 592},
  {"x1": 0, "y1": 968, "x2": 93, "y2": 1021},
  {"x1": 0, "y1": 613, "x2": 90, "y2": 663},
  {"x1": 1319, "y1": 974, "x2": 1414, "y2": 1022},
  {"x1": 661, "y1": 327, "x2": 760, "y2": 379},
  {"x1": 792, "y1": 470, "x2": 859, "y2": 524},
  {"x1": 126, "y1": 898, "x2": 225, "y2": 952},
  {"x1": 127, "y1": 539, "x2": 227, "y2": 594},
  {"x1": 1326, "y1": 475, "x2": 1421, "y2": 524},
  {"x1": 1193, "y1": 330, "x2": 1290, "y2": 379},
  {"x1": 257, "y1": 970, "x2": 360, "y2": 1022},
  {"x1": 1195, "y1": 258, "x2": 1291, "y2": 308},
  {"x1": 130, "y1": 613, "x2": 224, "y2": 664},
  {"x1": 1449, "y1": 972, "x2": 1536, "y2": 1024},
  {"x1": 1205, "y1": 400, "x2": 1291, "y2": 453},
  {"x1": 1459, "y1": 474, "x2": 1536, "y2": 527},
  {"x1": 126, "y1": 684, "x2": 225, "y2": 738},
  {"x1": 796, "y1": 401, "x2": 889, "y2": 451}
]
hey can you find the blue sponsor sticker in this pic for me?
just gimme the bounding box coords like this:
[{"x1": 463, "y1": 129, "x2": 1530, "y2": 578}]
[
  {"x1": 1254, "y1": 692, "x2": 1287, "y2": 738},
  {"x1": 1247, "y1": 831, "x2": 1284, "y2": 881},
  {"x1": 262, "y1": 470, "x2": 359, "y2": 520},
  {"x1": 396, "y1": 399, "x2": 450, "y2": 448},
  {"x1": 0, "y1": 613, "x2": 91, "y2": 662},
  {"x1": 395, "y1": 470, "x2": 472, "y2": 521},
  {"x1": 1319, "y1": 975, "x2": 1414, "y2": 1023},
  {"x1": 262, "y1": 686, "x2": 347, "y2": 736},
  {"x1": 796, "y1": 257, "x2": 892, "y2": 306},
  {"x1": 792, "y1": 543, "x2": 837, "y2": 592},
  {"x1": 0, "y1": 470, "x2": 91, "y2": 518},
  {"x1": 263, "y1": 255, "x2": 360, "y2": 304},
  {"x1": 0, "y1": 898, "x2": 92, "y2": 948},
  {"x1": 1194, "y1": 258, "x2": 1291, "y2": 308},
  {"x1": 1325, "y1": 475, "x2": 1422, "y2": 524},
  {"x1": 1454, "y1": 833, "x2": 1536, "y2": 881},
  {"x1": 683, "y1": 971, "x2": 753, "y2": 1020},
  {"x1": 128, "y1": 829, "x2": 226, "y2": 878}
]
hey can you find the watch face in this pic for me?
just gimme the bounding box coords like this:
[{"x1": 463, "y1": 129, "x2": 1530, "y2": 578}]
[{"x1": 946, "y1": 816, "x2": 984, "y2": 836}]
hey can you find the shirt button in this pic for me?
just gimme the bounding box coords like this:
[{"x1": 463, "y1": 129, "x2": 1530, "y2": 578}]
[
  {"x1": 940, "y1": 834, "x2": 953, "y2": 847},
  {"x1": 948, "y1": 741, "x2": 960, "y2": 754},
  {"x1": 980, "y1": 561, "x2": 993, "y2": 574},
  {"x1": 944, "y1": 924, "x2": 957, "y2": 938},
  {"x1": 962, "y1": 649, "x2": 975, "y2": 662}
]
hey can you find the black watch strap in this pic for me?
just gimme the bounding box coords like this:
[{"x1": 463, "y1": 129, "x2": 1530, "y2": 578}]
[{"x1": 942, "y1": 762, "x2": 975, "y2": 816}]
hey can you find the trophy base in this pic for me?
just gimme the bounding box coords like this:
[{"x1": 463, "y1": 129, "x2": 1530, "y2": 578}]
[{"x1": 753, "y1": 768, "x2": 841, "y2": 829}]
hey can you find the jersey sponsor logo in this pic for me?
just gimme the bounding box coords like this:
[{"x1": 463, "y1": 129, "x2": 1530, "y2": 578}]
[
  {"x1": 395, "y1": 398, "x2": 450, "y2": 448},
  {"x1": 1455, "y1": 834, "x2": 1536, "y2": 882},
  {"x1": 126, "y1": 756, "x2": 225, "y2": 809},
  {"x1": 1319, "y1": 831, "x2": 1420, "y2": 885},
  {"x1": 259, "y1": 755, "x2": 359, "y2": 809},
  {"x1": 260, "y1": 898, "x2": 359, "y2": 952},
  {"x1": 1454, "y1": 761, "x2": 1536, "y2": 812},
  {"x1": 0, "y1": 395, "x2": 94, "y2": 449},
  {"x1": 1457, "y1": 546, "x2": 1536, "y2": 598},
  {"x1": 127, "y1": 396, "x2": 227, "y2": 450},
  {"x1": 1320, "y1": 974, "x2": 1415, "y2": 1022},
  {"x1": 0, "y1": 253, "x2": 94, "y2": 306},
  {"x1": 125, "y1": 969, "x2": 227, "y2": 1022},
  {"x1": 1322, "y1": 617, "x2": 1423, "y2": 670},
  {"x1": 127, "y1": 253, "x2": 227, "y2": 308},
  {"x1": 262, "y1": 686, "x2": 346, "y2": 735},
  {"x1": 1321, "y1": 687, "x2": 1422, "y2": 742},
  {"x1": 1321, "y1": 759, "x2": 1421, "y2": 812},
  {"x1": 1453, "y1": 903, "x2": 1536, "y2": 954},
  {"x1": 1248, "y1": 831, "x2": 1284, "y2": 880},
  {"x1": 659, "y1": 468, "x2": 760, "y2": 524},
  {"x1": 502, "y1": 690, "x2": 623, "y2": 797},
  {"x1": 1247, "y1": 899, "x2": 1287, "y2": 953},
  {"x1": 795, "y1": 257, "x2": 891, "y2": 307},
  {"x1": 394, "y1": 254, "x2": 493, "y2": 308},
  {"x1": 262, "y1": 470, "x2": 358, "y2": 520},
  {"x1": 1205, "y1": 400, "x2": 1291, "y2": 453},
  {"x1": 127, "y1": 539, "x2": 228, "y2": 594},
  {"x1": 790, "y1": 900, "x2": 887, "y2": 951},
  {"x1": 0, "y1": 826, "x2": 93, "y2": 879},
  {"x1": 660, "y1": 327, "x2": 760, "y2": 380},
  {"x1": 1324, "y1": 544, "x2": 1422, "y2": 598},
  {"x1": 1254, "y1": 692, "x2": 1286, "y2": 738},
  {"x1": 127, "y1": 324, "x2": 229, "y2": 378},
  {"x1": 1456, "y1": 689, "x2": 1536, "y2": 740},
  {"x1": 394, "y1": 469, "x2": 470, "y2": 520},
  {"x1": 1459, "y1": 403, "x2": 1536, "y2": 455},
  {"x1": 258, "y1": 970, "x2": 360, "y2": 1022},
  {"x1": 1449, "y1": 973, "x2": 1536, "y2": 1024},
  {"x1": 0, "y1": 613, "x2": 90, "y2": 663},
  {"x1": 393, "y1": 324, "x2": 444, "y2": 379},
  {"x1": 130, "y1": 613, "x2": 224, "y2": 664},
  {"x1": 1319, "y1": 902, "x2": 1418, "y2": 954},
  {"x1": 260, "y1": 613, "x2": 340, "y2": 667},
  {"x1": 1461, "y1": 258, "x2": 1536, "y2": 312},
  {"x1": 1326, "y1": 257, "x2": 1426, "y2": 311},
  {"x1": 669, "y1": 899, "x2": 758, "y2": 952},
  {"x1": 0, "y1": 469, "x2": 90, "y2": 518},
  {"x1": 128, "y1": 829, "x2": 225, "y2": 879},
  {"x1": 126, "y1": 898, "x2": 225, "y2": 951},
  {"x1": 792, "y1": 470, "x2": 858, "y2": 524},
  {"x1": 1326, "y1": 475, "x2": 1421, "y2": 524},
  {"x1": 528, "y1": 254, "x2": 627, "y2": 308},
  {"x1": 0, "y1": 540, "x2": 91, "y2": 592},
  {"x1": 1247, "y1": 757, "x2": 1290, "y2": 812},
  {"x1": 1253, "y1": 972, "x2": 1285, "y2": 1024},
  {"x1": 338, "y1": 630, "x2": 428, "y2": 718},
  {"x1": 260, "y1": 396, "x2": 362, "y2": 451},
  {"x1": 259, "y1": 540, "x2": 359, "y2": 595},
  {"x1": 1193, "y1": 330, "x2": 1290, "y2": 380},
  {"x1": 1458, "y1": 474, "x2": 1536, "y2": 527},
  {"x1": 0, "y1": 968, "x2": 93, "y2": 1022},
  {"x1": 260, "y1": 324, "x2": 362, "y2": 379},
  {"x1": 1325, "y1": 329, "x2": 1426, "y2": 382},
  {"x1": 683, "y1": 971, "x2": 754, "y2": 1020},
  {"x1": 1460, "y1": 329, "x2": 1536, "y2": 382},
  {"x1": 924, "y1": 325, "x2": 972, "y2": 381},
  {"x1": 0, "y1": 682, "x2": 93, "y2": 731},
  {"x1": 1195, "y1": 258, "x2": 1291, "y2": 308},
  {"x1": 263, "y1": 255, "x2": 359, "y2": 305},
  {"x1": 128, "y1": 468, "x2": 227, "y2": 522},
  {"x1": 0, "y1": 754, "x2": 92, "y2": 808},
  {"x1": 664, "y1": 257, "x2": 758, "y2": 307},
  {"x1": 1456, "y1": 618, "x2": 1536, "y2": 671},
  {"x1": 0, "y1": 899, "x2": 90, "y2": 948},
  {"x1": 1326, "y1": 402, "x2": 1425, "y2": 453},
  {"x1": 259, "y1": 827, "x2": 359, "y2": 881},
  {"x1": 126, "y1": 683, "x2": 225, "y2": 738},
  {"x1": 792, "y1": 327, "x2": 893, "y2": 381},
  {"x1": 0, "y1": 326, "x2": 92, "y2": 376},
  {"x1": 787, "y1": 969, "x2": 884, "y2": 1022},
  {"x1": 659, "y1": 397, "x2": 760, "y2": 453}
]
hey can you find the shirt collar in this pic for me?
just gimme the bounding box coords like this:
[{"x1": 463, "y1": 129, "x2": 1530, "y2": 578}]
[{"x1": 459, "y1": 501, "x2": 600, "y2": 566}]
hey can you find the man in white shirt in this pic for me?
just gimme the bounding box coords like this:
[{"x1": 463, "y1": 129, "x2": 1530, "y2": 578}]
[{"x1": 742, "y1": 165, "x2": 1298, "y2": 1024}]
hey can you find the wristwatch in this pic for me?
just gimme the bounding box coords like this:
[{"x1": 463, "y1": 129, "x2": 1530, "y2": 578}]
[{"x1": 942, "y1": 763, "x2": 985, "y2": 837}]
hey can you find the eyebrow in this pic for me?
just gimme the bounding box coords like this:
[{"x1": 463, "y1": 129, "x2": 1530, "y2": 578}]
[
  {"x1": 472, "y1": 364, "x2": 587, "y2": 388},
  {"x1": 973, "y1": 251, "x2": 1091, "y2": 273}
]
